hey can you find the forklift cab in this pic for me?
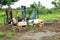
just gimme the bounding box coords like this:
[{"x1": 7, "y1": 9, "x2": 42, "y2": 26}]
[
  {"x1": 4, "y1": 6, "x2": 28, "y2": 31},
  {"x1": 27, "y1": 9, "x2": 44, "y2": 27},
  {"x1": 27, "y1": 10, "x2": 39, "y2": 24}
]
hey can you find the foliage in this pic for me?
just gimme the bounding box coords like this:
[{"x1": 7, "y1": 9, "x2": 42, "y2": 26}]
[
  {"x1": 0, "y1": 32, "x2": 4, "y2": 38},
  {"x1": 30, "y1": 1, "x2": 43, "y2": 10},
  {"x1": 26, "y1": 1, "x2": 47, "y2": 16},
  {"x1": 0, "y1": 0, "x2": 19, "y2": 5},
  {"x1": 0, "y1": 0, "x2": 19, "y2": 8},
  {"x1": 39, "y1": 7, "x2": 47, "y2": 14},
  {"x1": 51, "y1": 0, "x2": 60, "y2": 10},
  {"x1": 30, "y1": 1, "x2": 42, "y2": 8}
]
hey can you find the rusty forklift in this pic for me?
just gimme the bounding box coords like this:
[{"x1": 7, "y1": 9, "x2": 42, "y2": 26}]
[
  {"x1": 4, "y1": 6, "x2": 28, "y2": 31},
  {"x1": 26, "y1": 9, "x2": 44, "y2": 29},
  {"x1": 4, "y1": 6, "x2": 44, "y2": 31}
]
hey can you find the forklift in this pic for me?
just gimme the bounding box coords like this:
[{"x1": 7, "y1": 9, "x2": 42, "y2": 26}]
[
  {"x1": 4, "y1": 6, "x2": 44, "y2": 31},
  {"x1": 4, "y1": 6, "x2": 28, "y2": 31},
  {"x1": 26, "y1": 9, "x2": 44, "y2": 28}
]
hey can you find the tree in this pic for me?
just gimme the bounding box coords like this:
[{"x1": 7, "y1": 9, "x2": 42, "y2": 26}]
[
  {"x1": 0, "y1": 0, "x2": 19, "y2": 8},
  {"x1": 29, "y1": 2, "x2": 48, "y2": 14},
  {"x1": 52, "y1": 0, "x2": 60, "y2": 10},
  {"x1": 38, "y1": 1, "x2": 42, "y2": 9},
  {"x1": 30, "y1": 2, "x2": 42, "y2": 10},
  {"x1": 30, "y1": 2, "x2": 37, "y2": 9}
]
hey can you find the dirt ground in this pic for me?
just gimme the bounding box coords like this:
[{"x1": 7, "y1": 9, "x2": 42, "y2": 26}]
[{"x1": 0, "y1": 21, "x2": 60, "y2": 40}]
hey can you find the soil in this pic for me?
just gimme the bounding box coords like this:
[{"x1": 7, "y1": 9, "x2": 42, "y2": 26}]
[{"x1": 0, "y1": 21, "x2": 60, "y2": 40}]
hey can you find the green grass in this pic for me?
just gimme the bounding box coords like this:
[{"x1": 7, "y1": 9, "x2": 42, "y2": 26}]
[
  {"x1": 0, "y1": 32, "x2": 4, "y2": 38},
  {"x1": 0, "y1": 10, "x2": 5, "y2": 16},
  {"x1": 0, "y1": 10, "x2": 21, "y2": 24},
  {"x1": 0, "y1": 10, "x2": 60, "y2": 24},
  {"x1": 40, "y1": 12, "x2": 60, "y2": 21},
  {"x1": 28, "y1": 25, "x2": 36, "y2": 30},
  {"x1": 0, "y1": 16, "x2": 5, "y2": 24},
  {"x1": 7, "y1": 32, "x2": 14, "y2": 38}
]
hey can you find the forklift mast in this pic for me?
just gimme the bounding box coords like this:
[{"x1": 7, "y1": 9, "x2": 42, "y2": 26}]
[
  {"x1": 32, "y1": 9, "x2": 39, "y2": 19},
  {"x1": 21, "y1": 6, "x2": 26, "y2": 18}
]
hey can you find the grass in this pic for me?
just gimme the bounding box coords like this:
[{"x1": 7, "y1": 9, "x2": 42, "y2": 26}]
[
  {"x1": 0, "y1": 32, "x2": 4, "y2": 38},
  {"x1": 0, "y1": 16, "x2": 5, "y2": 24},
  {"x1": 28, "y1": 25, "x2": 36, "y2": 30},
  {"x1": 7, "y1": 32, "x2": 14, "y2": 38},
  {"x1": 40, "y1": 12, "x2": 60, "y2": 21},
  {"x1": 0, "y1": 10, "x2": 60, "y2": 24},
  {"x1": 0, "y1": 31, "x2": 14, "y2": 39},
  {"x1": 0, "y1": 10, "x2": 5, "y2": 16},
  {"x1": 0, "y1": 10, "x2": 21, "y2": 24}
]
